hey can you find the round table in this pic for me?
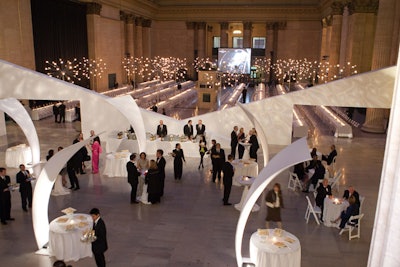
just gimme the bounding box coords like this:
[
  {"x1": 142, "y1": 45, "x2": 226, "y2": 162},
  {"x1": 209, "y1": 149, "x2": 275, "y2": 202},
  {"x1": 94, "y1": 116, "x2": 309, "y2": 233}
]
[
  {"x1": 323, "y1": 197, "x2": 349, "y2": 227},
  {"x1": 103, "y1": 152, "x2": 130, "y2": 177},
  {"x1": 249, "y1": 229, "x2": 301, "y2": 267},
  {"x1": 232, "y1": 159, "x2": 259, "y2": 187},
  {"x1": 5, "y1": 144, "x2": 32, "y2": 168},
  {"x1": 48, "y1": 213, "x2": 93, "y2": 262},
  {"x1": 239, "y1": 142, "x2": 252, "y2": 160},
  {"x1": 234, "y1": 175, "x2": 260, "y2": 212}
]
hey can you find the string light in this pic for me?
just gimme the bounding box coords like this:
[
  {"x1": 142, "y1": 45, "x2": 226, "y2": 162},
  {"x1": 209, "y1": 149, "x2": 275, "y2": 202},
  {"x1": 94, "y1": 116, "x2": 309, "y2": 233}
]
[{"x1": 45, "y1": 58, "x2": 80, "y2": 83}]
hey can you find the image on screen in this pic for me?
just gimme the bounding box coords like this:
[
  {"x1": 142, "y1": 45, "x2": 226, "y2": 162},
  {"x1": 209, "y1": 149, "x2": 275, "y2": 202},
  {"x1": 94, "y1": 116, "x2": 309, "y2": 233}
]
[{"x1": 218, "y1": 48, "x2": 251, "y2": 74}]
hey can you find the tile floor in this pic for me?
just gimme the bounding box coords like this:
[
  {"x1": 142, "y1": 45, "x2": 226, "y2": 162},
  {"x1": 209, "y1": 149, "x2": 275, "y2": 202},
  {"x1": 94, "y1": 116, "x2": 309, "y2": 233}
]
[{"x1": 0, "y1": 117, "x2": 386, "y2": 267}]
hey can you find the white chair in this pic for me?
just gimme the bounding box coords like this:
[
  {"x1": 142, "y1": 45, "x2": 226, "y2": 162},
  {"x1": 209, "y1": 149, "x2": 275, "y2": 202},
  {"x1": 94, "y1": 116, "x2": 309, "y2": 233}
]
[
  {"x1": 304, "y1": 196, "x2": 321, "y2": 225},
  {"x1": 339, "y1": 213, "x2": 364, "y2": 240},
  {"x1": 288, "y1": 172, "x2": 303, "y2": 191},
  {"x1": 327, "y1": 156, "x2": 337, "y2": 177},
  {"x1": 329, "y1": 169, "x2": 342, "y2": 192},
  {"x1": 359, "y1": 196, "x2": 365, "y2": 213}
]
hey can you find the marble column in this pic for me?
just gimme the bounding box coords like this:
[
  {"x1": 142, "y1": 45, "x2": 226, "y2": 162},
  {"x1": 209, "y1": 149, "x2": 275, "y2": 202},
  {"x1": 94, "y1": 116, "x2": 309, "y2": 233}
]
[
  {"x1": 320, "y1": 18, "x2": 328, "y2": 60},
  {"x1": 243, "y1": 21, "x2": 252, "y2": 48},
  {"x1": 267, "y1": 21, "x2": 286, "y2": 83},
  {"x1": 367, "y1": 49, "x2": 400, "y2": 266},
  {"x1": 86, "y1": 2, "x2": 102, "y2": 91},
  {"x1": 125, "y1": 14, "x2": 135, "y2": 58},
  {"x1": 328, "y1": 2, "x2": 344, "y2": 80},
  {"x1": 134, "y1": 17, "x2": 143, "y2": 59},
  {"x1": 142, "y1": 19, "x2": 152, "y2": 59},
  {"x1": 325, "y1": 16, "x2": 332, "y2": 59},
  {"x1": 220, "y1": 22, "x2": 229, "y2": 48},
  {"x1": 186, "y1": 22, "x2": 196, "y2": 78},
  {"x1": 197, "y1": 22, "x2": 206, "y2": 59},
  {"x1": 339, "y1": 6, "x2": 349, "y2": 66}
]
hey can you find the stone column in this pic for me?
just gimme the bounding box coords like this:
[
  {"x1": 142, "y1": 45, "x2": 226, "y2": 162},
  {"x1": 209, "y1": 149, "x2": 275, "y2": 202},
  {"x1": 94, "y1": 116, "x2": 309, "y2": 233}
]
[
  {"x1": 86, "y1": 2, "x2": 102, "y2": 91},
  {"x1": 362, "y1": 0, "x2": 396, "y2": 133},
  {"x1": 186, "y1": 22, "x2": 196, "y2": 78},
  {"x1": 325, "y1": 16, "x2": 332, "y2": 59},
  {"x1": 197, "y1": 22, "x2": 206, "y2": 58},
  {"x1": 320, "y1": 18, "x2": 328, "y2": 60},
  {"x1": 266, "y1": 22, "x2": 274, "y2": 58},
  {"x1": 328, "y1": 1, "x2": 344, "y2": 80},
  {"x1": 339, "y1": 6, "x2": 349, "y2": 66},
  {"x1": 134, "y1": 17, "x2": 143, "y2": 59},
  {"x1": 142, "y1": 19, "x2": 152, "y2": 58},
  {"x1": 125, "y1": 14, "x2": 135, "y2": 58},
  {"x1": 220, "y1": 22, "x2": 229, "y2": 48},
  {"x1": 267, "y1": 21, "x2": 286, "y2": 83},
  {"x1": 243, "y1": 21, "x2": 252, "y2": 48},
  {"x1": 367, "y1": 49, "x2": 400, "y2": 266}
]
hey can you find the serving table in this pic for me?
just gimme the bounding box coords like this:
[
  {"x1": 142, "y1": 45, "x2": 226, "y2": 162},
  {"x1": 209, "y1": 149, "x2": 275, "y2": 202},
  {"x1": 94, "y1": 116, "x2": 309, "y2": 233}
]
[
  {"x1": 103, "y1": 151, "x2": 130, "y2": 177},
  {"x1": 5, "y1": 144, "x2": 32, "y2": 168}
]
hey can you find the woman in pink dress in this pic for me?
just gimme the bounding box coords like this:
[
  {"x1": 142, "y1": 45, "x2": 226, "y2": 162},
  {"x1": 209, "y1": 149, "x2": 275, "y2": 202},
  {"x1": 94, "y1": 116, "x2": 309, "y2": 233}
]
[{"x1": 91, "y1": 136, "x2": 102, "y2": 174}]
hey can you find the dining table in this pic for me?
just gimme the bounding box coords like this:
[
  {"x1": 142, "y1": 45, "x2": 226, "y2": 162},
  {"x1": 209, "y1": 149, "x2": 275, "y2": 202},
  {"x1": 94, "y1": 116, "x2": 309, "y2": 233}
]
[
  {"x1": 323, "y1": 197, "x2": 349, "y2": 227},
  {"x1": 48, "y1": 213, "x2": 93, "y2": 262},
  {"x1": 231, "y1": 159, "x2": 259, "y2": 186},
  {"x1": 5, "y1": 144, "x2": 32, "y2": 168},
  {"x1": 249, "y1": 229, "x2": 301, "y2": 267},
  {"x1": 234, "y1": 175, "x2": 260, "y2": 212},
  {"x1": 102, "y1": 151, "x2": 131, "y2": 177}
]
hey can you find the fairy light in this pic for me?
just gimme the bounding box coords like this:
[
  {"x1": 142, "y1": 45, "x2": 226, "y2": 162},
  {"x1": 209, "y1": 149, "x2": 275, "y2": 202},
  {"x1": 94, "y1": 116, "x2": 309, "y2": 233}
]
[
  {"x1": 80, "y1": 57, "x2": 107, "y2": 79},
  {"x1": 45, "y1": 58, "x2": 80, "y2": 83}
]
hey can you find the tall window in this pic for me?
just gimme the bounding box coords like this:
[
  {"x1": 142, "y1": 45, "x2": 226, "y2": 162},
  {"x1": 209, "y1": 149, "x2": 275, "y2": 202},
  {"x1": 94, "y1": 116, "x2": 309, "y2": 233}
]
[
  {"x1": 233, "y1": 37, "x2": 243, "y2": 48},
  {"x1": 252, "y1": 37, "x2": 266, "y2": 49},
  {"x1": 213, "y1": 37, "x2": 221, "y2": 48}
]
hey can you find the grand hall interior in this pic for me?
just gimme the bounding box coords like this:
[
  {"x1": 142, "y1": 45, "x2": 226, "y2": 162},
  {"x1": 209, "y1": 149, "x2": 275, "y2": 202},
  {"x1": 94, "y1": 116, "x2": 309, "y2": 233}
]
[{"x1": 1, "y1": 0, "x2": 400, "y2": 267}]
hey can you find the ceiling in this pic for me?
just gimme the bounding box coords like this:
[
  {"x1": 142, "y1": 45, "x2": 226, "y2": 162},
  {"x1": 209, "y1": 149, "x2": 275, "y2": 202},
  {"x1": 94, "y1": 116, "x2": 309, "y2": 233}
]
[{"x1": 149, "y1": 0, "x2": 321, "y2": 7}]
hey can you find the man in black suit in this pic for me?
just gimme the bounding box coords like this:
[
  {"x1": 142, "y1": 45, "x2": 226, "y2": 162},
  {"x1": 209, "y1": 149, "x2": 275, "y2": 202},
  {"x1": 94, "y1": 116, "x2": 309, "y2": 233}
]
[
  {"x1": 156, "y1": 120, "x2": 168, "y2": 138},
  {"x1": 0, "y1": 167, "x2": 14, "y2": 225},
  {"x1": 90, "y1": 208, "x2": 108, "y2": 267},
  {"x1": 211, "y1": 143, "x2": 225, "y2": 183},
  {"x1": 67, "y1": 151, "x2": 80, "y2": 191},
  {"x1": 58, "y1": 102, "x2": 66, "y2": 123},
  {"x1": 196, "y1": 120, "x2": 206, "y2": 137},
  {"x1": 222, "y1": 155, "x2": 235, "y2": 205},
  {"x1": 230, "y1": 126, "x2": 238, "y2": 159},
  {"x1": 303, "y1": 158, "x2": 325, "y2": 193},
  {"x1": 52, "y1": 104, "x2": 59, "y2": 123},
  {"x1": 315, "y1": 178, "x2": 332, "y2": 221},
  {"x1": 248, "y1": 129, "x2": 259, "y2": 162},
  {"x1": 16, "y1": 164, "x2": 33, "y2": 212},
  {"x1": 322, "y1": 145, "x2": 337, "y2": 165},
  {"x1": 156, "y1": 149, "x2": 166, "y2": 196},
  {"x1": 126, "y1": 153, "x2": 140, "y2": 204},
  {"x1": 183, "y1": 120, "x2": 194, "y2": 140}
]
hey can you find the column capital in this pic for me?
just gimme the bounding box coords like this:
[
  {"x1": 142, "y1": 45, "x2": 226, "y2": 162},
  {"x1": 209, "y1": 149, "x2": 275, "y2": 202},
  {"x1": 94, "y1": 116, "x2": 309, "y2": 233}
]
[
  {"x1": 326, "y1": 15, "x2": 333, "y2": 26},
  {"x1": 186, "y1": 21, "x2": 196, "y2": 30},
  {"x1": 86, "y1": 2, "x2": 102, "y2": 15},
  {"x1": 267, "y1": 21, "x2": 287, "y2": 30},
  {"x1": 207, "y1": 25, "x2": 213, "y2": 32},
  {"x1": 348, "y1": 0, "x2": 379, "y2": 15},
  {"x1": 331, "y1": 1, "x2": 345, "y2": 15},
  {"x1": 196, "y1": 22, "x2": 207, "y2": 30},
  {"x1": 135, "y1": 17, "x2": 143, "y2": 27},
  {"x1": 142, "y1": 19, "x2": 152, "y2": 28},
  {"x1": 220, "y1": 22, "x2": 229, "y2": 30},
  {"x1": 243, "y1": 21, "x2": 253, "y2": 30}
]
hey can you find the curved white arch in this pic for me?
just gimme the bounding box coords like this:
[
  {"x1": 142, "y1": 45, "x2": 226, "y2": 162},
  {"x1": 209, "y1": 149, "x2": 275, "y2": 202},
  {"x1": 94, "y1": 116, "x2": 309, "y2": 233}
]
[
  {"x1": 237, "y1": 102, "x2": 269, "y2": 167},
  {"x1": 32, "y1": 137, "x2": 95, "y2": 249},
  {"x1": 235, "y1": 137, "x2": 310, "y2": 267},
  {"x1": 0, "y1": 98, "x2": 40, "y2": 165}
]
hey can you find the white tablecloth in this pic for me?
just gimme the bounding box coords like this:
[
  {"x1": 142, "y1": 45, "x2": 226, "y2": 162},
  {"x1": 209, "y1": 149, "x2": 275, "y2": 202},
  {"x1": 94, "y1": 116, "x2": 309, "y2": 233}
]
[
  {"x1": 5, "y1": 144, "x2": 32, "y2": 168},
  {"x1": 232, "y1": 159, "x2": 259, "y2": 186},
  {"x1": 234, "y1": 174, "x2": 260, "y2": 212},
  {"x1": 239, "y1": 142, "x2": 252, "y2": 160},
  {"x1": 323, "y1": 197, "x2": 349, "y2": 227},
  {"x1": 103, "y1": 152, "x2": 131, "y2": 177},
  {"x1": 48, "y1": 213, "x2": 93, "y2": 262},
  {"x1": 249, "y1": 230, "x2": 301, "y2": 267}
]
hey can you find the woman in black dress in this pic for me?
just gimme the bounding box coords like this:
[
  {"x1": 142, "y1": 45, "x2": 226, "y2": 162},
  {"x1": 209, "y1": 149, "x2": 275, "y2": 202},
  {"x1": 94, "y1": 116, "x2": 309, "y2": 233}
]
[
  {"x1": 265, "y1": 183, "x2": 283, "y2": 229},
  {"x1": 237, "y1": 127, "x2": 246, "y2": 159},
  {"x1": 172, "y1": 143, "x2": 185, "y2": 180},
  {"x1": 198, "y1": 136, "x2": 207, "y2": 169},
  {"x1": 248, "y1": 129, "x2": 259, "y2": 162},
  {"x1": 145, "y1": 160, "x2": 162, "y2": 204}
]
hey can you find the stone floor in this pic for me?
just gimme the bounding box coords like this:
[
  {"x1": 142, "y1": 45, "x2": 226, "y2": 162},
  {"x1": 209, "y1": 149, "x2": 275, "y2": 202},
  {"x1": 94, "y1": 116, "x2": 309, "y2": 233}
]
[{"x1": 0, "y1": 117, "x2": 386, "y2": 267}]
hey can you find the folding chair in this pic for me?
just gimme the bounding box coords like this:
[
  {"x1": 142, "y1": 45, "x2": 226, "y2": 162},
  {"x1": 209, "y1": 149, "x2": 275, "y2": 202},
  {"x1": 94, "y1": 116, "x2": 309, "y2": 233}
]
[
  {"x1": 329, "y1": 169, "x2": 342, "y2": 192},
  {"x1": 304, "y1": 196, "x2": 321, "y2": 225},
  {"x1": 359, "y1": 196, "x2": 365, "y2": 213},
  {"x1": 339, "y1": 213, "x2": 364, "y2": 240},
  {"x1": 288, "y1": 172, "x2": 303, "y2": 191}
]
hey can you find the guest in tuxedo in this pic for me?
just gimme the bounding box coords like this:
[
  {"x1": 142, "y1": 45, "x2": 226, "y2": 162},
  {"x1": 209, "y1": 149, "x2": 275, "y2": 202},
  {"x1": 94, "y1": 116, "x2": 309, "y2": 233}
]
[
  {"x1": 248, "y1": 129, "x2": 259, "y2": 161},
  {"x1": 303, "y1": 156, "x2": 325, "y2": 193},
  {"x1": 343, "y1": 186, "x2": 360, "y2": 206},
  {"x1": 294, "y1": 162, "x2": 308, "y2": 181},
  {"x1": 90, "y1": 208, "x2": 108, "y2": 267},
  {"x1": 222, "y1": 155, "x2": 234, "y2": 205},
  {"x1": 211, "y1": 143, "x2": 225, "y2": 183},
  {"x1": 52, "y1": 104, "x2": 59, "y2": 123},
  {"x1": 230, "y1": 126, "x2": 238, "y2": 159},
  {"x1": 146, "y1": 160, "x2": 162, "y2": 204},
  {"x1": 16, "y1": 164, "x2": 33, "y2": 212},
  {"x1": 67, "y1": 149, "x2": 81, "y2": 190},
  {"x1": 126, "y1": 153, "x2": 140, "y2": 204},
  {"x1": 74, "y1": 133, "x2": 87, "y2": 174},
  {"x1": 46, "y1": 149, "x2": 54, "y2": 161},
  {"x1": 156, "y1": 120, "x2": 168, "y2": 138},
  {"x1": 237, "y1": 127, "x2": 246, "y2": 159},
  {"x1": 156, "y1": 149, "x2": 166, "y2": 196},
  {"x1": 198, "y1": 136, "x2": 207, "y2": 169},
  {"x1": 0, "y1": 167, "x2": 14, "y2": 225},
  {"x1": 183, "y1": 120, "x2": 194, "y2": 140},
  {"x1": 196, "y1": 119, "x2": 206, "y2": 137},
  {"x1": 315, "y1": 179, "x2": 332, "y2": 221},
  {"x1": 58, "y1": 102, "x2": 66, "y2": 123},
  {"x1": 322, "y1": 145, "x2": 337, "y2": 165},
  {"x1": 172, "y1": 143, "x2": 185, "y2": 180},
  {"x1": 332, "y1": 195, "x2": 360, "y2": 229},
  {"x1": 265, "y1": 183, "x2": 283, "y2": 229}
]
